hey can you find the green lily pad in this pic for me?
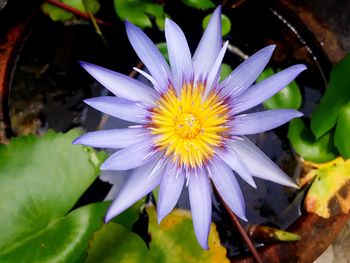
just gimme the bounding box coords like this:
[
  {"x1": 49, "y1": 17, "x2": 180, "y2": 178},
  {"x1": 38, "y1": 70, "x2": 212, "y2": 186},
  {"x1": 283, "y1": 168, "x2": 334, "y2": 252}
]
[
  {"x1": 42, "y1": 0, "x2": 100, "y2": 22},
  {"x1": 288, "y1": 119, "x2": 338, "y2": 163},
  {"x1": 304, "y1": 158, "x2": 350, "y2": 218},
  {"x1": 0, "y1": 130, "x2": 106, "y2": 261},
  {"x1": 114, "y1": 0, "x2": 167, "y2": 30},
  {"x1": 257, "y1": 67, "x2": 302, "y2": 110},
  {"x1": 202, "y1": 14, "x2": 231, "y2": 36},
  {"x1": 334, "y1": 102, "x2": 350, "y2": 159},
  {"x1": 311, "y1": 53, "x2": 350, "y2": 139},
  {"x1": 85, "y1": 221, "x2": 154, "y2": 263},
  {"x1": 181, "y1": 0, "x2": 215, "y2": 10},
  {"x1": 147, "y1": 206, "x2": 229, "y2": 262},
  {"x1": 0, "y1": 202, "x2": 108, "y2": 262}
]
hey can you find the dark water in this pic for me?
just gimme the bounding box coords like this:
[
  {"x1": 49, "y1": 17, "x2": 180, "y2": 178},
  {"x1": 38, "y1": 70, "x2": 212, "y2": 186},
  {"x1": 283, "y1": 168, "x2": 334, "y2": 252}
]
[{"x1": 7, "y1": 0, "x2": 330, "y2": 258}]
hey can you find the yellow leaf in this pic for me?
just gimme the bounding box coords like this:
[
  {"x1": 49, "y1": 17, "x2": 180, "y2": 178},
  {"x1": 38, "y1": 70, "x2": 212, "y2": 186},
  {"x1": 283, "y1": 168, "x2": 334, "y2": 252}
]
[
  {"x1": 304, "y1": 157, "x2": 350, "y2": 218},
  {"x1": 146, "y1": 205, "x2": 229, "y2": 262}
]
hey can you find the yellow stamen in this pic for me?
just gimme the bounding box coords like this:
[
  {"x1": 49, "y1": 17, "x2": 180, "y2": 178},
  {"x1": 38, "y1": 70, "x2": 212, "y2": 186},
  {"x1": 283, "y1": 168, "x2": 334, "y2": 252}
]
[{"x1": 150, "y1": 84, "x2": 230, "y2": 168}]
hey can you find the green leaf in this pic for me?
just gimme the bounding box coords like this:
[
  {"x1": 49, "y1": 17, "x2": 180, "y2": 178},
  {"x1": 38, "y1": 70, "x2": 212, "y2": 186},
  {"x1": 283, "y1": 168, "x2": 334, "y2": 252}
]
[
  {"x1": 0, "y1": 202, "x2": 109, "y2": 262},
  {"x1": 0, "y1": 130, "x2": 106, "y2": 261},
  {"x1": 311, "y1": 53, "x2": 350, "y2": 139},
  {"x1": 147, "y1": 206, "x2": 229, "y2": 262},
  {"x1": 202, "y1": 14, "x2": 231, "y2": 36},
  {"x1": 41, "y1": 0, "x2": 100, "y2": 22},
  {"x1": 334, "y1": 102, "x2": 350, "y2": 159},
  {"x1": 257, "y1": 67, "x2": 302, "y2": 110},
  {"x1": 114, "y1": 0, "x2": 166, "y2": 30},
  {"x1": 220, "y1": 63, "x2": 232, "y2": 80},
  {"x1": 288, "y1": 119, "x2": 338, "y2": 163},
  {"x1": 182, "y1": 0, "x2": 215, "y2": 10},
  {"x1": 304, "y1": 158, "x2": 350, "y2": 218},
  {"x1": 85, "y1": 221, "x2": 154, "y2": 263}
]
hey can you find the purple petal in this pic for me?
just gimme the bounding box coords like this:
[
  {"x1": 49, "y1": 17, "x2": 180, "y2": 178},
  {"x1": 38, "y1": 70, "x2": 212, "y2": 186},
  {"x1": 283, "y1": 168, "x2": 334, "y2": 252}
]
[
  {"x1": 157, "y1": 163, "x2": 185, "y2": 223},
  {"x1": 230, "y1": 110, "x2": 303, "y2": 135},
  {"x1": 125, "y1": 21, "x2": 172, "y2": 94},
  {"x1": 188, "y1": 170, "x2": 212, "y2": 250},
  {"x1": 165, "y1": 18, "x2": 193, "y2": 93},
  {"x1": 208, "y1": 158, "x2": 247, "y2": 221},
  {"x1": 204, "y1": 41, "x2": 228, "y2": 97},
  {"x1": 232, "y1": 64, "x2": 307, "y2": 114},
  {"x1": 84, "y1": 96, "x2": 148, "y2": 123},
  {"x1": 220, "y1": 45, "x2": 275, "y2": 98},
  {"x1": 192, "y1": 6, "x2": 222, "y2": 83},
  {"x1": 229, "y1": 137, "x2": 298, "y2": 188},
  {"x1": 105, "y1": 155, "x2": 164, "y2": 222},
  {"x1": 100, "y1": 138, "x2": 158, "y2": 171},
  {"x1": 217, "y1": 149, "x2": 256, "y2": 188},
  {"x1": 73, "y1": 128, "x2": 148, "y2": 149},
  {"x1": 79, "y1": 62, "x2": 156, "y2": 104}
]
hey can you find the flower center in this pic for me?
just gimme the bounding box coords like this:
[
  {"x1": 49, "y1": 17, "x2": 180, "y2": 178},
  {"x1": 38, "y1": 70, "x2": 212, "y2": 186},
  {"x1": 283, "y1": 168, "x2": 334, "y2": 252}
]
[
  {"x1": 150, "y1": 84, "x2": 230, "y2": 168},
  {"x1": 175, "y1": 113, "x2": 201, "y2": 139}
]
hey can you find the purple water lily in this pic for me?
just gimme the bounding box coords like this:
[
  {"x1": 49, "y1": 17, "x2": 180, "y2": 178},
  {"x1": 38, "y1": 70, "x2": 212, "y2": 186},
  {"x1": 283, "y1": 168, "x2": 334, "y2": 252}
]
[{"x1": 74, "y1": 6, "x2": 305, "y2": 249}]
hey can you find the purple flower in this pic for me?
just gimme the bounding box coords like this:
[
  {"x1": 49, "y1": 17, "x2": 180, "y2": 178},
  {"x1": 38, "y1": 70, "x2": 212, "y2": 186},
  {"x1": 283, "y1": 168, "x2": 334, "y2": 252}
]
[{"x1": 74, "y1": 6, "x2": 305, "y2": 249}]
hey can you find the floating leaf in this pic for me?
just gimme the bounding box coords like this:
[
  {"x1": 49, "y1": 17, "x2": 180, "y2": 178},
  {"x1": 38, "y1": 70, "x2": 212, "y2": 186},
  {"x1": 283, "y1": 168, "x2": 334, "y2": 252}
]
[
  {"x1": 247, "y1": 225, "x2": 300, "y2": 243},
  {"x1": 304, "y1": 158, "x2": 350, "y2": 218},
  {"x1": 257, "y1": 67, "x2": 302, "y2": 110},
  {"x1": 85, "y1": 221, "x2": 154, "y2": 263},
  {"x1": 0, "y1": 130, "x2": 106, "y2": 262},
  {"x1": 202, "y1": 14, "x2": 231, "y2": 36},
  {"x1": 181, "y1": 0, "x2": 215, "y2": 10},
  {"x1": 0, "y1": 202, "x2": 108, "y2": 262},
  {"x1": 311, "y1": 54, "x2": 350, "y2": 139},
  {"x1": 147, "y1": 206, "x2": 229, "y2": 262},
  {"x1": 114, "y1": 0, "x2": 166, "y2": 30},
  {"x1": 42, "y1": 0, "x2": 100, "y2": 22},
  {"x1": 288, "y1": 119, "x2": 338, "y2": 163},
  {"x1": 334, "y1": 102, "x2": 350, "y2": 159}
]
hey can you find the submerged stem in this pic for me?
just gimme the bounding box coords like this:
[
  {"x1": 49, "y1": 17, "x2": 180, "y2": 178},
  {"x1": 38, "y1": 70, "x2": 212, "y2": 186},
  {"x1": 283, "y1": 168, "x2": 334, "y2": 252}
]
[
  {"x1": 82, "y1": 0, "x2": 109, "y2": 48},
  {"x1": 45, "y1": 0, "x2": 115, "y2": 28},
  {"x1": 212, "y1": 183, "x2": 263, "y2": 263}
]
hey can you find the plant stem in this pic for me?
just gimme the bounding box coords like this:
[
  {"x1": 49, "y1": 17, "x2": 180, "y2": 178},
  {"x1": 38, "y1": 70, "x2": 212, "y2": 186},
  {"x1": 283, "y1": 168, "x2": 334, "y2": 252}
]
[
  {"x1": 45, "y1": 0, "x2": 115, "y2": 28},
  {"x1": 81, "y1": 0, "x2": 109, "y2": 48},
  {"x1": 212, "y1": 184, "x2": 263, "y2": 263}
]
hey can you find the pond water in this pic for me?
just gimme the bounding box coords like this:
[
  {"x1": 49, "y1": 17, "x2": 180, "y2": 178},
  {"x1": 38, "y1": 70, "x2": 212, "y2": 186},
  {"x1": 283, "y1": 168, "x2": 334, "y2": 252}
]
[{"x1": 7, "y1": 0, "x2": 331, "y2": 259}]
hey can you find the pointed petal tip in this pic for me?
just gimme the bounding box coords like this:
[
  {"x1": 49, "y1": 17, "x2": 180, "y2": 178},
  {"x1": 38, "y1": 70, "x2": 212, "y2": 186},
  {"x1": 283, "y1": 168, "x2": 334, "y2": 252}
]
[
  {"x1": 266, "y1": 44, "x2": 276, "y2": 52},
  {"x1": 157, "y1": 213, "x2": 164, "y2": 225},
  {"x1": 248, "y1": 178, "x2": 257, "y2": 188},
  {"x1": 288, "y1": 180, "x2": 300, "y2": 189},
  {"x1": 240, "y1": 214, "x2": 248, "y2": 222},
  {"x1": 72, "y1": 137, "x2": 81, "y2": 145},
  {"x1": 104, "y1": 213, "x2": 113, "y2": 224},
  {"x1": 214, "y1": 4, "x2": 222, "y2": 14},
  {"x1": 200, "y1": 243, "x2": 209, "y2": 250},
  {"x1": 293, "y1": 64, "x2": 308, "y2": 73},
  {"x1": 83, "y1": 98, "x2": 93, "y2": 104},
  {"x1": 295, "y1": 111, "x2": 304, "y2": 118}
]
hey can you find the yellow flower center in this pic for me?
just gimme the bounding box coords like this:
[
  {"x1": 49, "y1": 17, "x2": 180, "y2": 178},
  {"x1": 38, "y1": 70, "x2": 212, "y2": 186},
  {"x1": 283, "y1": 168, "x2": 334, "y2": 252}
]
[
  {"x1": 175, "y1": 113, "x2": 201, "y2": 139},
  {"x1": 150, "y1": 83, "x2": 230, "y2": 168}
]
